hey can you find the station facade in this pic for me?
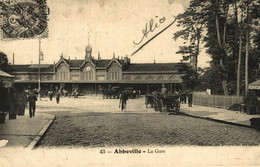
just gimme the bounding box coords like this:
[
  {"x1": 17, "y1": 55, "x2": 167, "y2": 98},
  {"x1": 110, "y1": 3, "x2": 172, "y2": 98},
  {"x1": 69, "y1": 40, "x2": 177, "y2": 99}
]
[{"x1": 10, "y1": 44, "x2": 189, "y2": 95}]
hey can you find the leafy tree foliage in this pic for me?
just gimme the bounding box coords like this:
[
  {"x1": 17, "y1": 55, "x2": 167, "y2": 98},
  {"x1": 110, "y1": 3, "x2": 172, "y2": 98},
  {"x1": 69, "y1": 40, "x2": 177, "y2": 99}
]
[
  {"x1": 175, "y1": 0, "x2": 259, "y2": 95},
  {"x1": 0, "y1": 52, "x2": 11, "y2": 72}
]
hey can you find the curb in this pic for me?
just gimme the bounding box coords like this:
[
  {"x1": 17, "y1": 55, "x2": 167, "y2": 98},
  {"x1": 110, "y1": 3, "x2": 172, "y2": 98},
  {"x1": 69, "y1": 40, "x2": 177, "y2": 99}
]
[
  {"x1": 180, "y1": 112, "x2": 260, "y2": 131},
  {"x1": 26, "y1": 115, "x2": 55, "y2": 149}
]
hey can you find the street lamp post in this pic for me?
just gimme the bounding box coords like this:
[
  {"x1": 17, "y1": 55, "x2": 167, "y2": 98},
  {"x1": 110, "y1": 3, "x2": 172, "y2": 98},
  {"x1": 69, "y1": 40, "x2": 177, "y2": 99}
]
[{"x1": 38, "y1": 39, "x2": 41, "y2": 99}]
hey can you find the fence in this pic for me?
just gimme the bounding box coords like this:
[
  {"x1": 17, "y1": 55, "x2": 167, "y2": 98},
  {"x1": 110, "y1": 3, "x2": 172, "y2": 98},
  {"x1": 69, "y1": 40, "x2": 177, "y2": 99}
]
[{"x1": 193, "y1": 94, "x2": 244, "y2": 109}]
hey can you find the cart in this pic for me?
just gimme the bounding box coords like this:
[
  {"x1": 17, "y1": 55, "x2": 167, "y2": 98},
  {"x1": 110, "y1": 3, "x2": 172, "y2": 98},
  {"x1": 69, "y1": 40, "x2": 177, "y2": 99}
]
[
  {"x1": 153, "y1": 94, "x2": 180, "y2": 113},
  {"x1": 145, "y1": 94, "x2": 154, "y2": 108},
  {"x1": 102, "y1": 87, "x2": 120, "y2": 99}
]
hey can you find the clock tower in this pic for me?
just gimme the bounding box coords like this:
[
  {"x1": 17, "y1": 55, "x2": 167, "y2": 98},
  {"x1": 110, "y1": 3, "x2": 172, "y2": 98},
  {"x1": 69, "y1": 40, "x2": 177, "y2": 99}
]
[{"x1": 85, "y1": 43, "x2": 92, "y2": 60}]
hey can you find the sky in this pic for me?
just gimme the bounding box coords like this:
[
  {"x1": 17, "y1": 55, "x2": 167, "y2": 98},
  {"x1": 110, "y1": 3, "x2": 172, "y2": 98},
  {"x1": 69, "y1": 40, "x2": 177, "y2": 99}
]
[{"x1": 0, "y1": 0, "x2": 210, "y2": 67}]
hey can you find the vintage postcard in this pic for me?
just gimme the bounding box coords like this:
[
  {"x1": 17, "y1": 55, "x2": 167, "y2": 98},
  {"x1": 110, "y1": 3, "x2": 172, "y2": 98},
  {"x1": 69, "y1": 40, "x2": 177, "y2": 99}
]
[{"x1": 0, "y1": 0, "x2": 259, "y2": 166}]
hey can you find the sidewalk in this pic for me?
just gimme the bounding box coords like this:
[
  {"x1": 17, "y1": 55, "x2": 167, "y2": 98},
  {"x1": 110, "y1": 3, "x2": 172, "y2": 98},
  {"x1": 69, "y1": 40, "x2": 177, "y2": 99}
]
[
  {"x1": 0, "y1": 111, "x2": 55, "y2": 149},
  {"x1": 181, "y1": 104, "x2": 260, "y2": 128}
]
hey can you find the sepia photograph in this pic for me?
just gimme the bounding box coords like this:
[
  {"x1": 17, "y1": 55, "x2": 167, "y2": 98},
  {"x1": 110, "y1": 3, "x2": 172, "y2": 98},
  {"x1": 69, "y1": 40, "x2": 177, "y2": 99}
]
[{"x1": 0, "y1": 0, "x2": 259, "y2": 166}]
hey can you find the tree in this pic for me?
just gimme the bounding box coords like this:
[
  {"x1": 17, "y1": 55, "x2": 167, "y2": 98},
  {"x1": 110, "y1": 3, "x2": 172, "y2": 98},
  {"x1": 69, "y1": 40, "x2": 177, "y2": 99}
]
[
  {"x1": 182, "y1": 66, "x2": 199, "y2": 90},
  {"x1": 173, "y1": 0, "x2": 205, "y2": 73},
  {"x1": 175, "y1": 0, "x2": 259, "y2": 95},
  {"x1": 0, "y1": 52, "x2": 10, "y2": 72},
  {"x1": 197, "y1": 65, "x2": 224, "y2": 94}
]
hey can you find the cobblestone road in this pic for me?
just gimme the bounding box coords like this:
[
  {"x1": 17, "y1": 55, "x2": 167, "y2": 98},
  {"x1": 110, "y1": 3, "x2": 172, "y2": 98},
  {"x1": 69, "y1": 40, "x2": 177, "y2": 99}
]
[{"x1": 37, "y1": 97, "x2": 260, "y2": 147}]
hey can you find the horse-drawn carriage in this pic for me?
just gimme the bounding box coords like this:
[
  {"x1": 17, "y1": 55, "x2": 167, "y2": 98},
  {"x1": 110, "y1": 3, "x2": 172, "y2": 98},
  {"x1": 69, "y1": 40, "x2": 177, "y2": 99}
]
[
  {"x1": 124, "y1": 87, "x2": 140, "y2": 99},
  {"x1": 103, "y1": 86, "x2": 120, "y2": 99},
  {"x1": 145, "y1": 94, "x2": 154, "y2": 108},
  {"x1": 145, "y1": 92, "x2": 180, "y2": 113}
]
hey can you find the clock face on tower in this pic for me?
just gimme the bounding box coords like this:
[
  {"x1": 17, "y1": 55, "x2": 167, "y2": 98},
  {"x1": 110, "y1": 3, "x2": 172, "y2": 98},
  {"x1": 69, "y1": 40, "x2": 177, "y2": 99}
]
[{"x1": 86, "y1": 66, "x2": 91, "y2": 71}]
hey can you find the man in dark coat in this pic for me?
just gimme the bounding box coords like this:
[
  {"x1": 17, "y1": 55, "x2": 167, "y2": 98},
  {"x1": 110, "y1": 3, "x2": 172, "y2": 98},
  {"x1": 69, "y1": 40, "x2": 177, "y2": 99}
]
[
  {"x1": 119, "y1": 91, "x2": 129, "y2": 112},
  {"x1": 27, "y1": 89, "x2": 38, "y2": 118},
  {"x1": 48, "y1": 90, "x2": 53, "y2": 101},
  {"x1": 187, "y1": 90, "x2": 193, "y2": 107},
  {"x1": 56, "y1": 89, "x2": 61, "y2": 104}
]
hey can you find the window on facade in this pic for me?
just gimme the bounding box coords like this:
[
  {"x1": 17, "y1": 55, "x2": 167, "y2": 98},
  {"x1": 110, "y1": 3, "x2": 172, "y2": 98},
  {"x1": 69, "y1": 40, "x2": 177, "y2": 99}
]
[
  {"x1": 111, "y1": 72, "x2": 119, "y2": 80},
  {"x1": 85, "y1": 72, "x2": 93, "y2": 80},
  {"x1": 59, "y1": 72, "x2": 68, "y2": 80}
]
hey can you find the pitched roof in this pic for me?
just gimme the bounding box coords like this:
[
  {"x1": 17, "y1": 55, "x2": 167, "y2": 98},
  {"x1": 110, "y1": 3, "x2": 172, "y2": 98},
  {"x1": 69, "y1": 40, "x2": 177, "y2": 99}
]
[
  {"x1": 11, "y1": 64, "x2": 54, "y2": 72},
  {"x1": 66, "y1": 60, "x2": 84, "y2": 67},
  {"x1": 95, "y1": 60, "x2": 111, "y2": 67},
  {"x1": 28, "y1": 64, "x2": 52, "y2": 68},
  {"x1": 63, "y1": 59, "x2": 124, "y2": 68},
  {"x1": 10, "y1": 61, "x2": 189, "y2": 73},
  {"x1": 125, "y1": 63, "x2": 187, "y2": 72},
  {"x1": 0, "y1": 70, "x2": 14, "y2": 78},
  {"x1": 10, "y1": 65, "x2": 31, "y2": 72},
  {"x1": 249, "y1": 79, "x2": 260, "y2": 90}
]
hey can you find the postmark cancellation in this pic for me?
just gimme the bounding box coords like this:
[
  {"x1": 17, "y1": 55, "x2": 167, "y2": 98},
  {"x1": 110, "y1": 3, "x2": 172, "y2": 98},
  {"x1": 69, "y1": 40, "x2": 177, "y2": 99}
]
[{"x1": 0, "y1": 0, "x2": 49, "y2": 40}]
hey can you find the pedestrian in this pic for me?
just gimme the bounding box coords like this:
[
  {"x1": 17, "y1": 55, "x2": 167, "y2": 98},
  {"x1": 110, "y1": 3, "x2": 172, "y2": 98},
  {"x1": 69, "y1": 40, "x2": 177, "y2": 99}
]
[
  {"x1": 48, "y1": 90, "x2": 53, "y2": 101},
  {"x1": 27, "y1": 88, "x2": 38, "y2": 118},
  {"x1": 56, "y1": 89, "x2": 61, "y2": 104},
  {"x1": 184, "y1": 91, "x2": 187, "y2": 104},
  {"x1": 119, "y1": 91, "x2": 129, "y2": 112},
  {"x1": 161, "y1": 84, "x2": 167, "y2": 97},
  {"x1": 187, "y1": 90, "x2": 193, "y2": 107}
]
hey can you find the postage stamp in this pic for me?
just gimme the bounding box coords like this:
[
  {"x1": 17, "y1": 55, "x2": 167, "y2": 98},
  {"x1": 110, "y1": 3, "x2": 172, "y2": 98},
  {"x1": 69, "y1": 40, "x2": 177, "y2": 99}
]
[{"x1": 0, "y1": 0, "x2": 49, "y2": 39}]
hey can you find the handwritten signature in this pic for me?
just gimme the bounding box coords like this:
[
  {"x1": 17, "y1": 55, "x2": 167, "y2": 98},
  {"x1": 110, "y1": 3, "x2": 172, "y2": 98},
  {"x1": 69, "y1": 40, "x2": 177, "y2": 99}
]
[{"x1": 132, "y1": 15, "x2": 177, "y2": 56}]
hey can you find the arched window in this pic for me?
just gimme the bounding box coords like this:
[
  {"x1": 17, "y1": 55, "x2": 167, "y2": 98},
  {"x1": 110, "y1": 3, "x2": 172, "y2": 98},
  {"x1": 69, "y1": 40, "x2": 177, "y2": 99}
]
[
  {"x1": 57, "y1": 65, "x2": 69, "y2": 80},
  {"x1": 85, "y1": 71, "x2": 93, "y2": 80},
  {"x1": 110, "y1": 68, "x2": 119, "y2": 80},
  {"x1": 85, "y1": 66, "x2": 93, "y2": 80}
]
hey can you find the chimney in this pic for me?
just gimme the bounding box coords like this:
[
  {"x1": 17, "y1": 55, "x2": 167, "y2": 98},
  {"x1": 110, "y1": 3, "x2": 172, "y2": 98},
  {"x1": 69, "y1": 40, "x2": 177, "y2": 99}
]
[
  {"x1": 69, "y1": 56, "x2": 70, "y2": 60},
  {"x1": 154, "y1": 59, "x2": 156, "y2": 64},
  {"x1": 113, "y1": 52, "x2": 115, "y2": 58},
  {"x1": 124, "y1": 56, "x2": 128, "y2": 64},
  {"x1": 98, "y1": 52, "x2": 101, "y2": 60},
  {"x1": 61, "y1": 53, "x2": 63, "y2": 58},
  {"x1": 13, "y1": 53, "x2": 14, "y2": 65},
  {"x1": 53, "y1": 61, "x2": 56, "y2": 73},
  {"x1": 75, "y1": 57, "x2": 77, "y2": 60}
]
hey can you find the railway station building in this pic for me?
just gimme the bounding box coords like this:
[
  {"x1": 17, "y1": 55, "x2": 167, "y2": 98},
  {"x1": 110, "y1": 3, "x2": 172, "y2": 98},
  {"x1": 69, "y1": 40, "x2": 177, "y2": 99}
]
[{"x1": 10, "y1": 44, "x2": 189, "y2": 95}]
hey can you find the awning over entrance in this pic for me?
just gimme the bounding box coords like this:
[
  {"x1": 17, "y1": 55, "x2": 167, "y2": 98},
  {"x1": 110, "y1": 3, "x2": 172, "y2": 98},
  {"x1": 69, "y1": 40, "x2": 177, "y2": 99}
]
[
  {"x1": 0, "y1": 70, "x2": 14, "y2": 78},
  {"x1": 14, "y1": 79, "x2": 183, "y2": 84},
  {"x1": 249, "y1": 79, "x2": 260, "y2": 90},
  {"x1": 0, "y1": 70, "x2": 14, "y2": 88}
]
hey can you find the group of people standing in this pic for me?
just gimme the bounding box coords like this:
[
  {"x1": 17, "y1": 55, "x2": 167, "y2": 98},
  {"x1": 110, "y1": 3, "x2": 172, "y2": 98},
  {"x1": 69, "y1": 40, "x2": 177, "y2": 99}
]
[
  {"x1": 48, "y1": 90, "x2": 61, "y2": 104},
  {"x1": 180, "y1": 90, "x2": 193, "y2": 107},
  {"x1": 160, "y1": 84, "x2": 194, "y2": 107},
  {"x1": 119, "y1": 85, "x2": 194, "y2": 113}
]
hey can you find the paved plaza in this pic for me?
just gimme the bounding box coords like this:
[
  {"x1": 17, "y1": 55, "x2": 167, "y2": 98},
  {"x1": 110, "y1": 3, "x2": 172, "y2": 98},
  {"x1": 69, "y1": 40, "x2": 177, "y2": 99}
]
[{"x1": 35, "y1": 96, "x2": 260, "y2": 147}]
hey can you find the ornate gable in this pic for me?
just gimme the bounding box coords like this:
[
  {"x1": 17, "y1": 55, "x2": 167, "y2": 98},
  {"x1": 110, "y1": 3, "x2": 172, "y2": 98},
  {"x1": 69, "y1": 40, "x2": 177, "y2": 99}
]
[
  {"x1": 81, "y1": 59, "x2": 95, "y2": 69},
  {"x1": 106, "y1": 58, "x2": 122, "y2": 69},
  {"x1": 55, "y1": 57, "x2": 70, "y2": 68}
]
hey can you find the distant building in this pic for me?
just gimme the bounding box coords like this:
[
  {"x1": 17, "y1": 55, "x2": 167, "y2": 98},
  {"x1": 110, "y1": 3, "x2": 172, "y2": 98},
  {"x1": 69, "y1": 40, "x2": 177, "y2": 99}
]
[
  {"x1": 10, "y1": 44, "x2": 189, "y2": 95},
  {"x1": 0, "y1": 70, "x2": 14, "y2": 88}
]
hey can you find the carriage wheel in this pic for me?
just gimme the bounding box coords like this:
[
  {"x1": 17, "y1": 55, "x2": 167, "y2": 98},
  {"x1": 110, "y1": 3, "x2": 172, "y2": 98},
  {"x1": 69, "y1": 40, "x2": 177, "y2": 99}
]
[
  {"x1": 175, "y1": 101, "x2": 180, "y2": 113},
  {"x1": 159, "y1": 100, "x2": 164, "y2": 112},
  {"x1": 154, "y1": 101, "x2": 159, "y2": 111},
  {"x1": 161, "y1": 105, "x2": 167, "y2": 112}
]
